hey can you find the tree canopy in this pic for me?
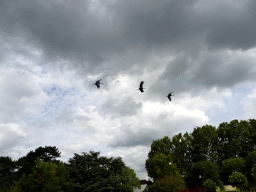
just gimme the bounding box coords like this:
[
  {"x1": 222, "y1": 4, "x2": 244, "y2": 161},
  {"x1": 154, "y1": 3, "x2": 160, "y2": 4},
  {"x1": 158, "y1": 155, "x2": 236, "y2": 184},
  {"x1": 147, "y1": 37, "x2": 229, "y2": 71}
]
[
  {"x1": 1, "y1": 148, "x2": 140, "y2": 192},
  {"x1": 146, "y1": 119, "x2": 256, "y2": 190},
  {"x1": 9, "y1": 158, "x2": 74, "y2": 192}
]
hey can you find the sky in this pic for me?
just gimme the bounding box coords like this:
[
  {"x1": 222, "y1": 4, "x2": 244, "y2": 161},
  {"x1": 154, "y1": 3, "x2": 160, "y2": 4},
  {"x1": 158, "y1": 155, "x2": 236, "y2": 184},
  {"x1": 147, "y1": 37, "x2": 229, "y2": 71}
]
[{"x1": 0, "y1": 0, "x2": 256, "y2": 181}]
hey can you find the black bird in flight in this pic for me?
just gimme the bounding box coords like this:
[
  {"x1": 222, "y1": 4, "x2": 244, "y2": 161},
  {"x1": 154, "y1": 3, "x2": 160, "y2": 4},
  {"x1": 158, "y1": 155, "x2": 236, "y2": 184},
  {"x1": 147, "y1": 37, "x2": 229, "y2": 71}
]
[
  {"x1": 138, "y1": 81, "x2": 146, "y2": 92},
  {"x1": 93, "y1": 79, "x2": 104, "y2": 89},
  {"x1": 167, "y1": 92, "x2": 174, "y2": 101}
]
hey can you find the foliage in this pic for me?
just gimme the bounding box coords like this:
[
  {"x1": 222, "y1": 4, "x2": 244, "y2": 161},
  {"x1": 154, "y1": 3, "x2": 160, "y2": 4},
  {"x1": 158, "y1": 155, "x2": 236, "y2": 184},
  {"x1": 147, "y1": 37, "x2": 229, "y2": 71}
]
[
  {"x1": 190, "y1": 125, "x2": 219, "y2": 166},
  {"x1": 217, "y1": 119, "x2": 256, "y2": 184},
  {"x1": 148, "y1": 173, "x2": 186, "y2": 192},
  {"x1": 228, "y1": 171, "x2": 248, "y2": 191},
  {"x1": 244, "y1": 150, "x2": 256, "y2": 184},
  {"x1": 146, "y1": 153, "x2": 180, "y2": 181},
  {"x1": 180, "y1": 186, "x2": 204, "y2": 192},
  {"x1": 66, "y1": 150, "x2": 139, "y2": 192},
  {"x1": 185, "y1": 161, "x2": 221, "y2": 188},
  {"x1": 9, "y1": 158, "x2": 75, "y2": 192},
  {"x1": 220, "y1": 157, "x2": 246, "y2": 185},
  {"x1": 147, "y1": 136, "x2": 172, "y2": 159},
  {"x1": 202, "y1": 179, "x2": 217, "y2": 192},
  {"x1": 252, "y1": 167, "x2": 256, "y2": 180},
  {"x1": 14, "y1": 146, "x2": 61, "y2": 181},
  {"x1": 0, "y1": 156, "x2": 17, "y2": 192},
  {"x1": 118, "y1": 166, "x2": 141, "y2": 192}
]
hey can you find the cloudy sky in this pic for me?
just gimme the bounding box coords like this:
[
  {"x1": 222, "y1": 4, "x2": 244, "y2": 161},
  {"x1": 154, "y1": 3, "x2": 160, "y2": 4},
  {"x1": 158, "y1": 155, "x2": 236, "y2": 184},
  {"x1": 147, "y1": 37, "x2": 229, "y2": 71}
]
[{"x1": 1, "y1": 0, "x2": 256, "y2": 180}]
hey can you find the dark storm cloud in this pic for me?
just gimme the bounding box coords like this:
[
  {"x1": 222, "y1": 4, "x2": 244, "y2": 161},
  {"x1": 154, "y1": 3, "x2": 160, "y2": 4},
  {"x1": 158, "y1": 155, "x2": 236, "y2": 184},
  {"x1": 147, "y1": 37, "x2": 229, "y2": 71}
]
[
  {"x1": 202, "y1": 1, "x2": 256, "y2": 51},
  {"x1": 147, "y1": 50, "x2": 256, "y2": 100},
  {"x1": 1, "y1": 0, "x2": 256, "y2": 93},
  {"x1": 0, "y1": 0, "x2": 200, "y2": 68}
]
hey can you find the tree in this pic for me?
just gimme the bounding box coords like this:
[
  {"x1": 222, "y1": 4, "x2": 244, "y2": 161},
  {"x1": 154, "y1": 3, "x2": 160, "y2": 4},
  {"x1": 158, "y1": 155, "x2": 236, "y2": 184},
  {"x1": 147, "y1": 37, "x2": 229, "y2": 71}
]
[
  {"x1": 252, "y1": 167, "x2": 256, "y2": 180},
  {"x1": 217, "y1": 119, "x2": 256, "y2": 167},
  {"x1": 185, "y1": 161, "x2": 221, "y2": 189},
  {"x1": 220, "y1": 157, "x2": 246, "y2": 185},
  {"x1": 146, "y1": 153, "x2": 178, "y2": 181},
  {"x1": 14, "y1": 146, "x2": 61, "y2": 181},
  {"x1": 9, "y1": 158, "x2": 75, "y2": 192},
  {"x1": 146, "y1": 119, "x2": 256, "y2": 191},
  {"x1": 117, "y1": 166, "x2": 141, "y2": 192},
  {"x1": 148, "y1": 173, "x2": 186, "y2": 192},
  {"x1": 148, "y1": 136, "x2": 172, "y2": 159},
  {"x1": 66, "y1": 150, "x2": 137, "y2": 192},
  {"x1": 190, "y1": 125, "x2": 219, "y2": 166},
  {"x1": 170, "y1": 133, "x2": 193, "y2": 179},
  {"x1": 146, "y1": 152, "x2": 186, "y2": 192},
  {"x1": 244, "y1": 149, "x2": 256, "y2": 185},
  {"x1": 228, "y1": 171, "x2": 248, "y2": 191},
  {"x1": 0, "y1": 156, "x2": 17, "y2": 192},
  {"x1": 202, "y1": 179, "x2": 217, "y2": 192}
]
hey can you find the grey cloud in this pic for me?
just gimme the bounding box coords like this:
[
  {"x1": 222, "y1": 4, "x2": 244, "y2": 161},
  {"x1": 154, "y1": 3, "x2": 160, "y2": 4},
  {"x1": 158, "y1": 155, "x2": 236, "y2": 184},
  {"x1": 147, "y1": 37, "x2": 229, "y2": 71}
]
[{"x1": 99, "y1": 96, "x2": 142, "y2": 119}]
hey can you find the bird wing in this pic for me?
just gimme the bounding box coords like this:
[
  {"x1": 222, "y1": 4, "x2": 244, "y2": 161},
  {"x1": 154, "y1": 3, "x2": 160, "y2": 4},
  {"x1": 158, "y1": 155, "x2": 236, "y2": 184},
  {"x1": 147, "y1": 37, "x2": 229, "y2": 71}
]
[{"x1": 140, "y1": 81, "x2": 144, "y2": 88}]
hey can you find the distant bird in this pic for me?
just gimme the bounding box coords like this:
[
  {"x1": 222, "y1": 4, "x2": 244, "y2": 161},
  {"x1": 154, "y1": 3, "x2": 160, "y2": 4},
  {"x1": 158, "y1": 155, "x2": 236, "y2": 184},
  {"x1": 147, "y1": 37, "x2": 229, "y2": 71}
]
[
  {"x1": 138, "y1": 81, "x2": 146, "y2": 92},
  {"x1": 93, "y1": 79, "x2": 104, "y2": 89},
  {"x1": 167, "y1": 92, "x2": 174, "y2": 101}
]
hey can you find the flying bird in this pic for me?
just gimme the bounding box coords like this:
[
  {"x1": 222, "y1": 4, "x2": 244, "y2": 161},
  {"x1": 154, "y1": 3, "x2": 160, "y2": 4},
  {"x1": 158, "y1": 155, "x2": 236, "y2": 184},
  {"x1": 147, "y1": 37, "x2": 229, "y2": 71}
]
[
  {"x1": 93, "y1": 79, "x2": 104, "y2": 89},
  {"x1": 138, "y1": 81, "x2": 146, "y2": 92},
  {"x1": 167, "y1": 92, "x2": 174, "y2": 101}
]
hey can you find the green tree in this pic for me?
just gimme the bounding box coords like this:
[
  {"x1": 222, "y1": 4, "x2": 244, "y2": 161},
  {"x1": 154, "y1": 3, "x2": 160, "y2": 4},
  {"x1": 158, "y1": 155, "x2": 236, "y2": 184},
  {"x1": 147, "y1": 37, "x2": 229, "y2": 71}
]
[
  {"x1": 217, "y1": 120, "x2": 256, "y2": 166},
  {"x1": 146, "y1": 119, "x2": 256, "y2": 190},
  {"x1": 252, "y1": 167, "x2": 256, "y2": 180},
  {"x1": 220, "y1": 157, "x2": 246, "y2": 185},
  {"x1": 170, "y1": 133, "x2": 193, "y2": 179},
  {"x1": 66, "y1": 150, "x2": 135, "y2": 192},
  {"x1": 146, "y1": 153, "x2": 178, "y2": 181},
  {"x1": 148, "y1": 173, "x2": 186, "y2": 192},
  {"x1": 0, "y1": 156, "x2": 17, "y2": 192},
  {"x1": 228, "y1": 171, "x2": 248, "y2": 191},
  {"x1": 147, "y1": 134, "x2": 192, "y2": 179},
  {"x1": 118, "y1": 166, "x2": 141, "y2": 192},
  {"x1": 185, "y1": 161, "x2": 221, "y2": 189},
  {"x1": 203, "y1": 179, "x2": 217, "y2": 192},
  {"x1": 148, "y1": 136, "x2": 172, "y2": 159},
  {"x1": 244, "y1": 149, "x2": 256, "y2": 185},
  {"x1": 14, "y1": 146, "x2": 61, "y2": 181},
  {"x1": 9, "y1": 158, "x2": 74, "y2": 192},
  {"x1": 216, "y1": 119, "x2": 256, "y2": 185},
  {"x1": 190, "y1": 125, "x2": 219, "y2": 165}
]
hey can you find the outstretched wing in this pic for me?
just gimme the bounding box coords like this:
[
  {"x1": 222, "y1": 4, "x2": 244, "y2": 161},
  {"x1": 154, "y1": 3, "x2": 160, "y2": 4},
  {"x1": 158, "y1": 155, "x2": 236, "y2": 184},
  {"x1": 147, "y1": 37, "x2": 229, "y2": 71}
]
[{"x1": 140, "y1": 81, "x2": 144, "y2": 89}]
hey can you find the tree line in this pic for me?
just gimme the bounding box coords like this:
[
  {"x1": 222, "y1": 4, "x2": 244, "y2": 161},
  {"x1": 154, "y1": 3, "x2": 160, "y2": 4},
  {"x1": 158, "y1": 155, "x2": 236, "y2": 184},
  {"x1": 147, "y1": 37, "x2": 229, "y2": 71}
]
[
  {"x1": 1, "y1": 118, "x2": 256, "y2": 191},
  {"x1": 145, "y1": 119, "x2": 256, "y2": 191},
  {"x1": 0, "y1": 148, "x2": 141, "y2": 192}
]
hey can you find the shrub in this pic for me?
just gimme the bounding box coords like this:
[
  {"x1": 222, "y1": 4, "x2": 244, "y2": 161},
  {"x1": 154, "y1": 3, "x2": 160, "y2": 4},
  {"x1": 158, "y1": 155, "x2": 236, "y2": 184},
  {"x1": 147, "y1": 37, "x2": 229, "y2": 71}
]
[
  {"x1": 148, "y1": 173, "x2": 186, "y2": 192},
  {"x1": 180, "y1": 186, "x2": 204, "y2": 192},
  {"x1": 203, "y1": 179, "x2": 217, "y2": 192},
  {"x1": 229, "y1": 171, "x2": 248, "y2": 191}
]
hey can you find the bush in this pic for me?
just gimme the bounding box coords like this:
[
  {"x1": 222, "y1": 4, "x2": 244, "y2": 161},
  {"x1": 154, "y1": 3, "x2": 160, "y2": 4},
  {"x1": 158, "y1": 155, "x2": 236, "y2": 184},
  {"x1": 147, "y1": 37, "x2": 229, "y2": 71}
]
[
  {"x1": 148, "y1": 173, "x2": 186, "y2": 192},
  {"x1": 180, "y1": 186, "x2": 204, "y2": 192},
  {"x1": 203, "y1": 179, "x2": 217, "y2": 192},
  {"x1": 229, "y1": 171, "x2": 248, "y2": 191}
]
